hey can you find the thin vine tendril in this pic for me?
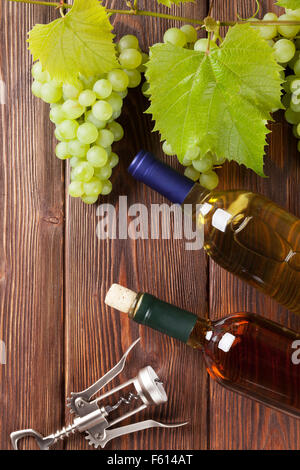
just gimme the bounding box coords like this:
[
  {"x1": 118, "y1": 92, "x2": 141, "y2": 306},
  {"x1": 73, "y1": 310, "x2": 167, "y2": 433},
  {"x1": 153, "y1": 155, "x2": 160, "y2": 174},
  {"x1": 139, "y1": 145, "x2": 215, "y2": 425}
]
[{"x1": 237, "y1": 0, "x2": 261, "y2": 21}]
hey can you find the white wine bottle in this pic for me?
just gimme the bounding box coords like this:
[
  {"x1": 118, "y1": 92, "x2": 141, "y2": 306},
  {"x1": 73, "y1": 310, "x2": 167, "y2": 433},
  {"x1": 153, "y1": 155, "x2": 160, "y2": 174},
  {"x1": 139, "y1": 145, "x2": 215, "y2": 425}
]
[{"x1": 129, "y1": 151, "x2": 300, "y2": 315}]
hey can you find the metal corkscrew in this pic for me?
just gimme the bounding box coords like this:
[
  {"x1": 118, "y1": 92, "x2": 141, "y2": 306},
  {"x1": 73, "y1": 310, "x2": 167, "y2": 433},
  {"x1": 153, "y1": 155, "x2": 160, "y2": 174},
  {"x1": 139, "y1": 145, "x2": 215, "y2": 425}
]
[{"x1": 10, "y1": 338, "x2": 187, "y2": 450}]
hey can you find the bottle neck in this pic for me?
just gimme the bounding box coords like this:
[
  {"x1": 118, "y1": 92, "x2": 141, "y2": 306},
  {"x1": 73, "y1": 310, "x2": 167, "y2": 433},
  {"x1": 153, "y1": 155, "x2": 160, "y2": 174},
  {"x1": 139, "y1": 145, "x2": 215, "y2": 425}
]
[
  {"x1": 128, "y1": 150, "x2": 210, "y2": 206},
  {"x1": 129, "y1": 293, "x2": 209, "y2": 346},
  {"x1": 183, "y1": 184, "x2": 210, "y2": 207}
]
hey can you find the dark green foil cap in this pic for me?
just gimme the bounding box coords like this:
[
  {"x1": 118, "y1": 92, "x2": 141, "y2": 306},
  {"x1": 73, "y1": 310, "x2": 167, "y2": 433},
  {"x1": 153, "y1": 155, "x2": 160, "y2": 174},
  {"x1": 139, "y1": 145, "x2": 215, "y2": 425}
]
[{"x1": 133, "y1": 293, "x2": 198, "y2": 343}]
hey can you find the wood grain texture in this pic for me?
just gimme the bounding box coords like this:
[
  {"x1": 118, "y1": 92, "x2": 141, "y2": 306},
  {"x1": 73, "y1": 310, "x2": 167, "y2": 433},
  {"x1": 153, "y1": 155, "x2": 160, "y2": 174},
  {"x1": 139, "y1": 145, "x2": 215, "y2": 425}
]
[
  {"x1": 209, "y1": 0, "x2": 300, "y2": 450},
  {"x1": 0, "y1": 2, "x2": 65, "y2": 450},
  {"x1": 1, "y1": 0, "x2": 300, "y2": 451},
  {"x1": 64, "y1": 0, "x2": 209, "y2": 451}
]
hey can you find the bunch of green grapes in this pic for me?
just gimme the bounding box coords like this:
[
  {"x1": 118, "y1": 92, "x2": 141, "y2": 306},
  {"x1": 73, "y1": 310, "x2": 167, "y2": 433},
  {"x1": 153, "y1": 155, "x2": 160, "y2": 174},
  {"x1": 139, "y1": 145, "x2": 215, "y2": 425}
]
[
  {"x1": 142, "y1": 24, "x2": 222, "y2": 191},
  {"x1": 31, "y1": 34, "x2": 148, "y2": 204},
  {"x1": 251, "y1": 8, "x2": 300, "y2": 151}
]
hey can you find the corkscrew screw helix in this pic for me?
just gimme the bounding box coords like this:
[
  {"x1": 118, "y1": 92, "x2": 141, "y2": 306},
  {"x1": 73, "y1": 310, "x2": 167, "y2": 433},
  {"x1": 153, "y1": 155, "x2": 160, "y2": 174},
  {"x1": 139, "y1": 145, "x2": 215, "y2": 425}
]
[{"x1": 10, "y1": 338, "x2": 187, "y2": 450}]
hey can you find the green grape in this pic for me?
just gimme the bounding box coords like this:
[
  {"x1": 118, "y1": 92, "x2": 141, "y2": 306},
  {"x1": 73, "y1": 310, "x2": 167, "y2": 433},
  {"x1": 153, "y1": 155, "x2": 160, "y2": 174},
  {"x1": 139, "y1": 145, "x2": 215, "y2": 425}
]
[
  {"x1": 31, "y1": 62, "x2": 49, "y2": 83},
  {"x1": 49, "y1": 105, "x2": 65, "y2": 124},
  {"x1": 117, "y1": 89, "x2": 128, "y2": 99},
  {"x1": 290, "y1": 77, "x2": 300, "y2": 93},
  {"x1": 124, "y1": 69, "x2": 142, "y2": 88},
  {"x1": 68, "y1": 181, "x2": 84, "y2": 197},
  {"x1": 278, "y1": 14, "x2": 300, "y2": 39},
  {"x1": 77, "y1": 122, "x2": 98, "y2": 144},
  {"x1": 94, "y1": 163, "x2": 112, "y2": 180},
  {"x1": 101, "y1": 180, "x2": 113, "y2": 195},
  {"x1": 81, "y1": 194, "x2": 99, "y2": 204},
  {"x1": 286, "y1": 8, "x2": 300, "y2": 20},
  {"x1": 85, "y1": 110, "x2": 106, "y2": 129},
  {"x1": 62, "y1": 82, "x2": 83, "y2": 100},
  {"x1": 291, "y1": 91, "x2": 300, "y2": 107},
  {"x1": 83, "y1": 177, "x2": 103, "y2": 197},
  {"x1": 184, "y1": 145, "x2": 200, "y2": 161},
  {"x1": 57, "y1": 119, "x2": 79, "y2": 140},
  {"x1": 54, "y1": 127, "x2": 64, "y2": 141},
  {"x1": 106, "y1": 92, "x2": 123, "y2": 113},
  {"x1": 107, "y1": 69, "x2": 129, "y2": 92},
  {"x1": 111, "y1": 109, "x2": 122, "y2": 120},
  {"x1": 41, "y1": 82, "x2": 62, "y2": 104},
  {"x1": 70, "y1": 156, "x2": 82, "y2": 168},
  {"x1": 180, "y1": 24, "x2": 197, "y2": 43},
  {"x1": 289, "y1": 50, "x2": 300, "y2": 69},
  {"x1": 285, "y1": 107, "x2": 300, "y2": 124},
  {"x1": 107, "y1": 121, "x2": 124, "y2": 141},
  {"x1": 296, "y1": 123, "x2": 300, "y2": 137},
  {"x1": 163, "y1": 28, "x2": 187, "y2": 47},
  {"x1": 55, "y1": 142, "x2": 70, "y2": 160},
  {"x1": 68, "y1": 139, "x2": 89, "y2": 158},
  {"x1": 266, "y1": 39, "x2": 275, "y2": 48},
  {"x1": 71, "y1": 161, "x2": 94, "y2": 182},
  {"x1": 137, "y1": 53, "x2": 149, "y2": 73},
  {"x1": 184, "y1": 166, "x2": 200, "y2": 181},
  {"x1": 92, "y1": 100, "x2": 113, "y2": 121},
  {"x1": 200, "y1": 170, "x2": 219, "y2": 190},
  {"x1": 119, "y1": 49, "x2": 142, "y2": 70},
  {"x1": 93, "y1": 79, "x2": 113, "y2": 99},
  {"x1": 103, "y1": 145, "x2": 112, "y2": 157},
  {"x1": 79, "y1": 74, "x2": 97, "y2": 88},
  {"x1": 78, "y1": 89, "x2": 97, "y2": 107},
  {"x1": 283, "y1": 74, "x2": 296, "y2": 93},
  {"x1": 194, "y1": 38, "x2": 218, "y2": 52},
  {"x1": 118, "y1": 34, "x2": 139, "y2": 52},
  {"x1": 192, "y1": 154, "x2": 213, "y2": 172},
  {"x1": 142, "y1": 81, "x2": 150, "y2": 97},
  {"x1": 182, "y1": 156, "x2": 192, "y2": 166},
  {"x1": 273, "y1": 39, "x2": 296, "y2": 63},
  {"x1": 32, "y1": 80, "x2": 43, "y2": 98},
  {"x1": 96, "y1": 129, "x2": 114, "y2": 147},
  {"x1": 62, "y1": 99, "x2": 85, "y2": 119},
  {"x1": 162, "y1": 141, "x2": 175, "y2": 156},
  {"x1": 109, "y1": 152, "x2": 119, "y2": 168},
  {"x1": 251, "y1": 14, "x2": 277, "y2": 40},
  {"x1": 294, "y1": 59, "x2": 300, "y2": 76},
  {"x1": 49, "y1": 79, "x2": 62, "y2": 88},
  {"x1": 86, "y1": 145, "x2": 108, "y2": 167}
]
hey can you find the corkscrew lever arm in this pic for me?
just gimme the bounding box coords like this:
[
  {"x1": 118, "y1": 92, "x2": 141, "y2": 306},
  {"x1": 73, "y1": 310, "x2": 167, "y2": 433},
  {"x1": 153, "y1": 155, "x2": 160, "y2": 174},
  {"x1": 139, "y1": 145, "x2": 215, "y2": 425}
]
[
  {"x1": 100, "y1": 420, "x2": 188, "y2": 449},
  {"x1": 67, "y1": 337, "x2": 141, "y2": 411}
]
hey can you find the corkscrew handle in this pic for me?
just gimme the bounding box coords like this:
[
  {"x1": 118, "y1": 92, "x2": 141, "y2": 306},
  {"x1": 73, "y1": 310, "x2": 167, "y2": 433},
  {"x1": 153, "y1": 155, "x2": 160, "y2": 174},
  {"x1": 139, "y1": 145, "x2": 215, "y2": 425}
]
[{"x1": 10, "y1": 429, "x2": 55, "y2": 450}]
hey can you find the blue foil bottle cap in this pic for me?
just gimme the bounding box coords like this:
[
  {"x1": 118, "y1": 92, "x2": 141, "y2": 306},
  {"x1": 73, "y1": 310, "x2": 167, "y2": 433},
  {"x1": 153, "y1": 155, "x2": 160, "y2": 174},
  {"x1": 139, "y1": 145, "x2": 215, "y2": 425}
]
[{"x1": 128, "y1": 150, "x2": 195, "y2": 204}]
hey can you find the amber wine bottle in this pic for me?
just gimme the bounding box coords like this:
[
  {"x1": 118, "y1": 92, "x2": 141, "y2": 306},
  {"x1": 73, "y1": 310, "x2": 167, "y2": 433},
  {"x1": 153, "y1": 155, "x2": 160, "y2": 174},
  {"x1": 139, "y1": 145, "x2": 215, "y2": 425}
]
[
  {"x1": 128, "y1": 151, "x2": 300, "y2": 315},
  {"x1": 105, "y1": 284, "x2": 300, "y2": 418}
]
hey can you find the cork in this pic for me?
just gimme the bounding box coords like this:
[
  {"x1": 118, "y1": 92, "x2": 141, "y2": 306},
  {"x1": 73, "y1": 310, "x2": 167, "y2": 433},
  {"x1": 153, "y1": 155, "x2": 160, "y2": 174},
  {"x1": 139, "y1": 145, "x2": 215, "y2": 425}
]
[{"x1": 105, "y1": 284, "x2": 137, "y2": 313}]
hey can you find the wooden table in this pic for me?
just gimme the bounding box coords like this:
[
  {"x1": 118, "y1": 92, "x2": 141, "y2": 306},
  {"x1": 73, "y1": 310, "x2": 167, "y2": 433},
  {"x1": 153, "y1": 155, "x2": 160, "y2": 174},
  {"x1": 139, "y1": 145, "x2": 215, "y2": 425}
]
[{"x1": 1, "y1": 0, "x2": 300, "y2": 450}]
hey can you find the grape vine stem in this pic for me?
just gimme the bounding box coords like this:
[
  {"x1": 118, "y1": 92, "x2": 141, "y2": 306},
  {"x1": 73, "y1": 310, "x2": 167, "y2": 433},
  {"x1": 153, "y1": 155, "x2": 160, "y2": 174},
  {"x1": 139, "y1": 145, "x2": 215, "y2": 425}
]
[{"x1": 6, "y1": 0, "x2": 300, "y2": 26}]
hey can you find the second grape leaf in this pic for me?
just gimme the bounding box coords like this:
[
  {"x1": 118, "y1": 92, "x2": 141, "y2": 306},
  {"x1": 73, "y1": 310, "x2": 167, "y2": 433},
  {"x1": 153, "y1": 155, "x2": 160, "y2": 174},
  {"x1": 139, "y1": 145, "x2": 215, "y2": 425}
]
[{"x1": 146, "y1": 24, "x2": 283, "y2": 176}]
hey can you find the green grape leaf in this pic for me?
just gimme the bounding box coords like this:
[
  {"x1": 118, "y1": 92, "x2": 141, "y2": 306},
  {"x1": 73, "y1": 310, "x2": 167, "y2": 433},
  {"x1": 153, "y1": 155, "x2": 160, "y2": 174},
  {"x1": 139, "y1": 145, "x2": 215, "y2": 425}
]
[
  {"x1": 276, "y1": 0, "x2": 300, "y2": 9},
  {"x1": 28, "y1": 0, "x2": 118, "y2": 84},
  {"x1": 146, "y1": 24, "x2": 283, "y2": 176},
  {"x1": 157, "y1": 0, "x2": 194, "y2": 7}
]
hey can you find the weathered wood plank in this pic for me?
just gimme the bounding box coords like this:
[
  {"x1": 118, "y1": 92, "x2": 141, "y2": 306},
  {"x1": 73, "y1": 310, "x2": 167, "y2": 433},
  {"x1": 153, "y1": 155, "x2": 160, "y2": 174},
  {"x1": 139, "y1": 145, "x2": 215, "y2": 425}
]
[
  {"x1": 0, "y1": 2, "x2": 65, "y2": 450},
  {"x1": 209, "y1": 0, "x2": 300, "y2": 450},
  {"x1": 64, "y1": 0, "x2": 209, "y2": 450}
]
